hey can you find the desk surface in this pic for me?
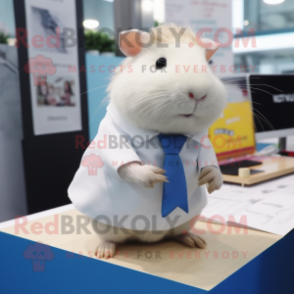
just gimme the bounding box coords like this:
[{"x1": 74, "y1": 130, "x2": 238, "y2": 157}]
[
  {"x1": 223, "y1": 156, "x2": 294, "y2": 186},
  {"x1": 0, "y1": 205, "x2": 281, "y2": 291}
]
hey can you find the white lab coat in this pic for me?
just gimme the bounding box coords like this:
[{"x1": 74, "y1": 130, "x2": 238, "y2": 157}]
[{"x1": 68, "y1": 103, "x2": 219, "y2": 231}]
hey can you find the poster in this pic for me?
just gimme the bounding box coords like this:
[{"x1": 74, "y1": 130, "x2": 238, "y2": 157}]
[
  {"x1": 24, "y1": 0, "x2": 82, "y2": 135},
  {"x1": 165, "y1": 0, "x2": 233, "y2": 76}
]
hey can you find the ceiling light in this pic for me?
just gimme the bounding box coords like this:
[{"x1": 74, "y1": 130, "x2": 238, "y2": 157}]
[
  {"x1": 142, "y1": 0, "x2": 154, "y2": 12},
  {"x1": 263, "y1": 0, "x2": 285, "y2": 5},
  {"x1": 83, "y1": 19, "x2": 99, "y2": 29}
]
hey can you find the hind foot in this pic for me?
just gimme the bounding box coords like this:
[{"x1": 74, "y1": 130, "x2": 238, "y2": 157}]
[
  {"x1": 95, "y1": 241, "x2": 117, "y2": 259},
  {"x1": 175, "y1": 233, "x2": 207, "y2": 249}
]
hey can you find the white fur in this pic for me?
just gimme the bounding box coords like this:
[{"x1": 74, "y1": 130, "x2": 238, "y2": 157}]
[
  {"x1": 95, "y1": 27, "x2": 226, "y2": 258},
  {"x1": 109, "y1": 44, "x2": 227, "y2": 134}
]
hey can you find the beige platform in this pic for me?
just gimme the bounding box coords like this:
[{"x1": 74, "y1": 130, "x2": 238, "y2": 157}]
[
  {"x1": 222, "y1": 156, "x2": 294, "y2": 186},
  {"x1": 0, "y1": 208, "x2": 282, "y2": 291}
]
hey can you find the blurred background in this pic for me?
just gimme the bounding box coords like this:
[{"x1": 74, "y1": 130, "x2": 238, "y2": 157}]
[
  {"x1": 1, "y1": 0, "x2": 294, "y2": 73},
  {"x1": 1, "y1": 0, "x2": 294, "y2": 222}
]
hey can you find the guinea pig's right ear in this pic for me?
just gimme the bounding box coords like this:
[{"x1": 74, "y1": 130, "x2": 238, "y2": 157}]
[
  {"x1": 119, "y1": 29, "x2": 150, "y2": 57},
  {"x1": 196, "y1": 36, "x2": 220, "y2": 61}
]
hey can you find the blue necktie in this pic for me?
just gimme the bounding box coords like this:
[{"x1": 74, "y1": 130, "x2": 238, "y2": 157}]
[{"x1": 158, "y1": 134, "x2": 188, "y2": 217}]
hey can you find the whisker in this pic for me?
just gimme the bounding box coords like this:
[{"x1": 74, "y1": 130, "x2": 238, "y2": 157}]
[
  {"x1": 236, "y1": 102, "x2": 274, "y2": 130},
  {"x1": 249, "y1": 87, "x2": 275, "y2": 96},
  {"x1": 222, "y1": 77, "x2": 261, "y2": 84},
  {"x1": 248, "y1": 84, "x2": 283, "y2": 93},
  {"x1": 251, "y1": 108, "x2": 275, "y2": 130},
  {"x1": 224, "y1": 82, "x2": 283, "y2": 94},
  {"x1": 80, "y1": 85, "x2": 108, "y2": 96},
  {"x1": 88, "y1": 96, "x2": 110, "y2": 125}
]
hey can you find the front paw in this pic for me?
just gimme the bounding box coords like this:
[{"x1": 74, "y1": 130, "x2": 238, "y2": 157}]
[
  {"x1": 198, "y1": 166, "x2": 223, "y2": 194},
  {"x1": 119, "y1": 163, "x2": 168, "y2": 188},
  {"x1": 139, "y1": 165, "x2": 169, "y2": 188}
]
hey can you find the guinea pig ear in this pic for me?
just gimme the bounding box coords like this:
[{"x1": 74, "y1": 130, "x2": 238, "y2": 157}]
[
  {"x1": 196, "y1": 36, "x2": 220, "y2": 61},
  {"x1": 119, "y1": 29, "x2": 150, "y2": 57}
]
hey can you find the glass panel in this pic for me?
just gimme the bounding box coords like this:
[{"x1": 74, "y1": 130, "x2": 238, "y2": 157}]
[{"x1": 243, "y1": 0, "x2": 294, "y2": 34}]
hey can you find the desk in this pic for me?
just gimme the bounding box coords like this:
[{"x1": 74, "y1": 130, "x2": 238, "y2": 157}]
[
  {"x1": 222, "y1": 156, "x2": 294, "y2": 186},
  {"x1": 1, "y1": 204, "x2": 293, "y2": 294}
]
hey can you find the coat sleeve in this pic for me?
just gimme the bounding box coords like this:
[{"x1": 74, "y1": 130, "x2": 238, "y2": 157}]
[
  {"x1": 95, "y1": 114, "x2": 142, "y2": 179},
  {"x1": 197, "y1": 136, "x2": 219, "y2": 170}
]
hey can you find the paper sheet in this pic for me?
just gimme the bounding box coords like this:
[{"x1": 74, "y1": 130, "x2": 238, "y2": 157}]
[{"x1": 202, "y1": 173, "x2": 294, "y2": 235}]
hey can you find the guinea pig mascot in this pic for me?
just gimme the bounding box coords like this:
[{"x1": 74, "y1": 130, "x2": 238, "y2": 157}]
[{"x1": 68, "y1": 24, "x2": 226, "y2": 259}]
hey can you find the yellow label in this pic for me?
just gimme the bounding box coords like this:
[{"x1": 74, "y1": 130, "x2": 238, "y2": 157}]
[{"x1": 208, "y1": 101, "x2": 255, "y2": 156}]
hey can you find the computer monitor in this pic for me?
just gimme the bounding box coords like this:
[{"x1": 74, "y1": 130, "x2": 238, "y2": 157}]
[{"x1": 249, "y1": 74, "x2": 294, "y2": 141}]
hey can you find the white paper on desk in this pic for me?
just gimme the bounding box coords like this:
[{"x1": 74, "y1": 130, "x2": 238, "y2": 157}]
[
  {"x1": 202, "y1": 174, "x2": 294, "y2": 235},
  {"x1": 231, "y1": 192, "x2": 294, "y2": 235}
]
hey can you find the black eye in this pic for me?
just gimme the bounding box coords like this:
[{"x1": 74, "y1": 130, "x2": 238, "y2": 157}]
[{"x1": 156, "y1": 57, "x2": 167, "y2": 70}]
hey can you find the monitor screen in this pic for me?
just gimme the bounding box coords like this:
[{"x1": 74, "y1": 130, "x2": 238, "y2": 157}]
[
  {"x1": 250, "y1": 74, "x2": 294, "y2": 140},
  {"x1": 208, "y1": 76, "x2": 256, "y2": 161}
]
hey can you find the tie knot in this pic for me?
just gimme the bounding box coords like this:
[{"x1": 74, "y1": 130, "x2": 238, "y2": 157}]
[{"x1": 158, "y1": 134, "x2": 187, "y2": 155}]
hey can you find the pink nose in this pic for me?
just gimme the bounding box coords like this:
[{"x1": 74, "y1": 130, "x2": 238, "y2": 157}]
[{"x1": 189, "y1": 92, "x2": 194, "y2": 99}]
